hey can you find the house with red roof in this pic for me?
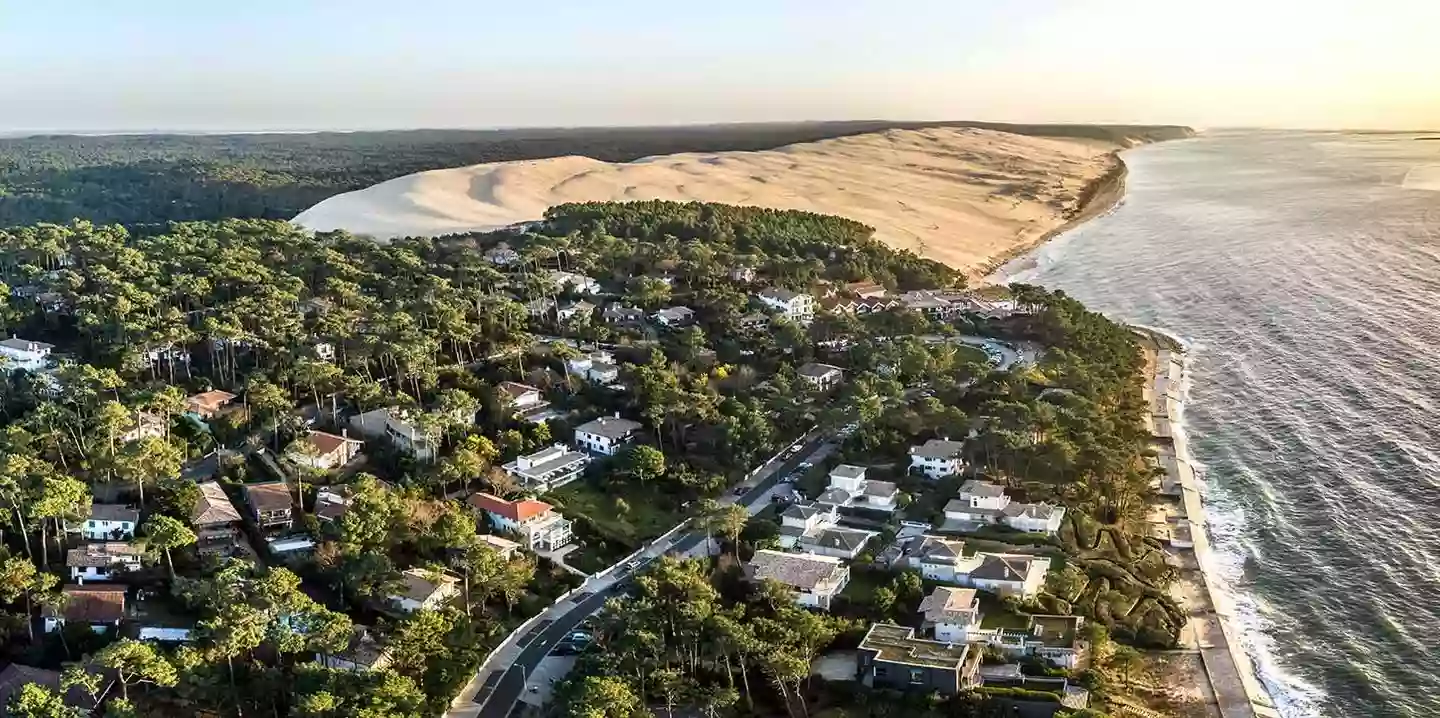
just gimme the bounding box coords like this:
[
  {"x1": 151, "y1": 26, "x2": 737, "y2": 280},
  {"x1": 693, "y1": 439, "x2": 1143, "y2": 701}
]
[{"x1": 466, "y1": 492, "x2": 573, "y2": 551}]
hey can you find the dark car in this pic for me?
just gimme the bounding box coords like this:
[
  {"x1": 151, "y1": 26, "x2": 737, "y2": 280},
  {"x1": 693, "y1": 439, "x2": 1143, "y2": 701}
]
[{"x1": 551, "y1": 642, "x2": 580, "y2": 656}]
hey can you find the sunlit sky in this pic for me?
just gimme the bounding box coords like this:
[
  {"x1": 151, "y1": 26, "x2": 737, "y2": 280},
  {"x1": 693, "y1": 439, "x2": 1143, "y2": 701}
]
[{"x1": 2, "y1": 0, "x2": 1436, "y2": 133}]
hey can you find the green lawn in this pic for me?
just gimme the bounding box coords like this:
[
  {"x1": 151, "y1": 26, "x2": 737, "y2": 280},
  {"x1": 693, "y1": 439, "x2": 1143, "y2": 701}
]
[
  {"x1": 545, "y1": 481, "x2": 682, "y2": 545},
  {"x1": 977, "y1": 593, "x2": 1033, "y2": 630}
]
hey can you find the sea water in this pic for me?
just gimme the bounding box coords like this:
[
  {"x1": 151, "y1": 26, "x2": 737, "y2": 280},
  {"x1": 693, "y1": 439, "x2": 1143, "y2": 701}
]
[{"x1": 996, "y1": 130, "x2": 1440, "y2": 718}]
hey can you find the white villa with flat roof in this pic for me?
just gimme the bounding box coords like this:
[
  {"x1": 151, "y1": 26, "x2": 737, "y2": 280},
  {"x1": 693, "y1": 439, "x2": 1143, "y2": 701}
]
[
  {"x1": 502, "y1": 444, "x2": 590, "y2": 491},
  {"x1": 819, "y1": 464, "x2": 899, "y2": 512},
  {"x1": 919, "y1": 586, "x2": 981, "y2": 643}
]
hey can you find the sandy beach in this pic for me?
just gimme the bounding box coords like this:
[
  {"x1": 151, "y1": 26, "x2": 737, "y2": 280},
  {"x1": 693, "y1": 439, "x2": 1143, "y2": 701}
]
[
  {"x1": 293, "y1": 127, "x2": 1124, "y2": 278},
  {"x1": 1136, "y1": 331, "x2": 1281, "y2": 718}
]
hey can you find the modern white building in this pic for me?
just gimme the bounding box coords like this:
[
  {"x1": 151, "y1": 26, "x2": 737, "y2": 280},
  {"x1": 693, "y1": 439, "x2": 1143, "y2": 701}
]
[
  {"x1": 0, "y1": 337, "x2": 54, "y2": 372},
  {"x1": 910, "y1": 439, "x2": 966, "y2": 479},
  {"x1": 901, "y1": 535, "x2": 970, "y2": 583},
  {"x1": 80, "y1": 505, "x2": 139, "y2": 541},
  {"x1": 756, "y1": 288, "x2": 815, "y2": 323},
  {"x1": 502, "y1": 444, "x2": 591, "y2": 491},
  {"x1": 943, "y1": 480, "x2": 1066, "y2": 535},
  {"x1": 797, "y1": 363, "x2": 844, "y2": 390},
  {"x1": 67, "y1": 543, "x2": 143, "y2": 583},
  {"x1": 566, "y1": 351, "x2": 620, "y2": 384},
  {"x1": 652, "y1": 306, "x2": 696, "y2": 327},
  {"x1": 744, "y1": 549, "x2": 849, "y2": 611},
  {"x1": 573, "y1": 415, "x2": 643, "y2": 456},
  {"x1": 349, "y1": 407, "x2": 438, "y2": 460},
  {"x1": 919, "y1": 586, "x2": 981, "y2": 643},
  {"x1": 818, "y1": 464, "x2": 899, "y2": 512},
  {"x1": 390, "y1": 569, "x2": 461, "y2": 613},
  {"x1": 467, "y1": 492, "x2": 573, "y2": 551}
]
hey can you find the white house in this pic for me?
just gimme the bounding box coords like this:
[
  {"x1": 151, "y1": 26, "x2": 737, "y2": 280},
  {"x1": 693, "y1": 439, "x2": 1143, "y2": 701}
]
[
  {"x1": 502, "y1": 444, "x2": 590, "y2": 491},
  {"x1": 80, "y1": 504, "x2": 139, "y2": 541},
  {"x1": 902, "y1": 535, "x2": 970, "y2": 583},
  {"x1": 557, "y1": 300, "x2": 596, "y2": 322},
  {"x1": 390, "y1": 569, "x2": 461, "y2": 613},
  {"x1": 745, "y1": 550, "x2": 849, "y2": 611},
  {"x1": 818, "y1": 464, "x2": 899, "y2": 512},
  {"x1": 573, "y1": 415, "x2": 643, "y2": 456},
  {"x1": 497, "y1": 382, "x2": 558, "y2": 423},
  {"x1": 349, "y1": 407, "x2": 438, "y2": 460},
  {"x1": 943, "y1": 480, "x2": 1010, "y2": 523},
  {"x1": 550, "y1": 270, "x2": 602, "y2": 294},
  {"x1": 0, "y1": 337, "x2": 54, "y2": 372},
  {"x1": 43, "y1": 585, "x2": 125, "y2": 634},
  {"x1": 966, "y1": 554, "x2": 1051, "y2": 598},
  {"x1": 602, "y1": 303, "x2": 646, "y2": 325},
  {"x1": 566, "y1": 351, "x2": 620, "y2": 384},
  {"x1": 756, "y1": 288, "x2": 815, "y2": 323},
  {"x1": 919, "y1": 586, "x2": 981, "y2": 643},
  {"x1": 67, "y1": 543, "x2": 143, "y2": 583},
  {"x1": 797, "y1": 363, "x2": 844, "y2": 391},
  {"x1": 286, "y1": 430, "x2": 364, "y2": 470},
  {"x1": 910, "y1": 439, "x2": 966, "y2": 479},
  {"x1": 652, "y1": 306, "x2": 696, "y2": 327},
  {"x1": 314, "y1": 341, "x2": 336, "y2": 362},
  {"x1": 467, "y1": 492, "x2": 573, "y2": 551},
  {"x1": 1000, "y1": 502, "x2": 1066, "y2": 535},
  {"x1": 476, "y1": 534, "x2": 522, "y2": 559},
  {"x1": 799, "y1": 526, "x2": 878, "y2": 560}
]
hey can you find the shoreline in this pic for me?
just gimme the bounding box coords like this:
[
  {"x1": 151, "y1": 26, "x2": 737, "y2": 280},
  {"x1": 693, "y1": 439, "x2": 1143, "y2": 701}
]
[
  {"x1": 1136, "y1": 330, "x2": 1281, "y2": 718},
  {"x1": 970, "y1": 149, "x2": 1130, "y2": 283}
]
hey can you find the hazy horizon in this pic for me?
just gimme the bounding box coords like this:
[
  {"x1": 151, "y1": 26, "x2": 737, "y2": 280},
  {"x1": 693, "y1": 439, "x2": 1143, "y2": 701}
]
[{"x1": 4, "y1": 0, "x2": 1437, "y2": 134}]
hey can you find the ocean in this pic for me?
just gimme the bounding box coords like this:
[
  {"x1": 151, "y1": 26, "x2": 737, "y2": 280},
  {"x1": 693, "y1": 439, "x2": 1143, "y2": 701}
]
[{"x1": 998, "y1": 130, "x2": 1440, "y2": 718}]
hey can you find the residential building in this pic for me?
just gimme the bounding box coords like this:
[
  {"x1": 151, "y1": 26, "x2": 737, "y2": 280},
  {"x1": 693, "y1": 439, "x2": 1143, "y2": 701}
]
[
  {"x1": 137, "y1": 626, "x2": 193, "y2": 642},
  {"x1": 778, "y1": 501, "x2": 838, "y2": 540},
  {"x1": 502, "y1": 443, "x2": 591, "y2": 491},
  {"x1": 602, "y1": 303, "x2": 647, "y2": 325},
  {"x1": 900, "y1": 535, "x2": 970, "y2": 583},
  {"x1": 350, "y1": 407, "x2": 439, "y2": 460},
  {"x1": 800, "y1": 526, "x2": 877, "y2": 560},
  {"x1": 550, "y1": 270, "x2": 602, "y2": 294},
  {"x1": 314, "y1": 341, "x2": 336, "y2": 362},
  {"x1": 744, "y1": 549, "x2": 849, "y2": 611},
  {"x1": 496, "y1": 381, "x2": 557, "y2": 423},
  {"x1": 286, "y1": 430, "x2": 364, "y2": 470},
  {"x1": 319, "y1": 626, "x2": 393, "y2": 671},
  {"x1": 566, "y1": 351, "x2": 620, "y2": 384},
  {"x1": 314, "y1": 485, "x2": 356, "y2": 523},
  {"x1": 80, "y1": 504, "x2": 138, "y2": 541},
  {"x1": 910, "y1": 439, "x2": 966, "y2": 479},
  {"x1": 467, "y1": 492, "x2": 573, "y2": 551},
  {"x1": 524, "y1": 297, "x2": 556, "y2": 317},
  {"x1": 557, "y1": 299, "x2": 596, "y2": 322},
  {"x1": 918, "y1": 587, "x2": 981, "y2": 643},
  {"x1": 573, "y1": 415, "x2": 643, "y2": 456},
  {"x1": 797, "y1": 362, "x2": 844, "y2": 390},
  {"x1": 729, "y1": 266, "x2": 756, "y2": 282},
  {"x1": 777, "y1": 501, "x2": 876, "y2": 559},
  {"x1": 756, "y1": 287, "x2": 815, "y2": 323},
  {"x1": 476, "y1": 534, "x2": 522, "y2": 559},
  {"x1": 390, "y1": 568, "x2": 461, "y2": 613},
  {"x1": 738, "y1": 312, "x2": 770, "y2": 332},
  {"x1": 185, "y1": 389, "x2": 239, "y2": 420},
  {"x1": 0, "y1": 337, "x2": 54, "y2": 371},
  {"x1": 0, "y1": 664, "x2": 112, "y2": 713},
  {"x1": 943, "y1": 480, "x2": 1066, "y2": 535},
  {"x1": 899, "y1": 290, "x2": 962, "y2": 319},
  {"x1": 857, "y1": 623, "x2": 982, "y2": 696},
  {"x1": 818, "y1": 464, "x2": 899, "y2": 512},
  {"x1": 43, "y1": 585, "x2": 126, "y2": 633},
  {"x1": 192, "y1": 481, "x2": 243, "y2": 554},
  {"x1": 967, "y1": 554, "x2": 1051, "y2": 598},
  {"x1": 652, "y1": 306, "x2": 696, "y2": 327},
  {"x1": 118, "y1": 411, "x2": 167, "y2": 443},
  {"x1": 242, "y1": 481, "x2": 295, "y2": 531},
  {"x1": 67, "y1": 543, "x2": 143, "y2": 582}
]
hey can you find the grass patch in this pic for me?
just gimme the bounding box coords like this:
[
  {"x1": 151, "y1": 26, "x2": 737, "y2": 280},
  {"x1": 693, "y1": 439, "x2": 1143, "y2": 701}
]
[
  {"x1": 978, "y1": 592, "x2": 1032, "y2": 630},
  {"x1": 545, "y1": 481, "x2": 682, "y2": 545}
]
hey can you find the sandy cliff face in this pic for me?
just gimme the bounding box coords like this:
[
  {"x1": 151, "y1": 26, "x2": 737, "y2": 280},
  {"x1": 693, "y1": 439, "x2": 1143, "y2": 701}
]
[{"x1": 293, "y1": 127, "x2": 1122, "y2": 274}]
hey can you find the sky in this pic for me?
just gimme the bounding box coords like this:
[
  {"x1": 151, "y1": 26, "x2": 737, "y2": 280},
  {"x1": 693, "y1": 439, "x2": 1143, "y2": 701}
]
[{"x1": 2, "y1": 0, "x2": 1437, "y2": 133}]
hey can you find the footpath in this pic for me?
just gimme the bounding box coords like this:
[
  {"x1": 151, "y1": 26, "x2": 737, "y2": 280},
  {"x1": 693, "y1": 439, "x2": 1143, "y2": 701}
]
[{"x1": 1137, "y1": 330, "x2": 1280, "y2": 718}]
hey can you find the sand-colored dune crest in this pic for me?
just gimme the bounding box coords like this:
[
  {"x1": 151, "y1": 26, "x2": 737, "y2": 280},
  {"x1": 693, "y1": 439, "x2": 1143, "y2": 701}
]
[{"x1": 293, "y1": 127, "x2": 1121, "y2": 273}]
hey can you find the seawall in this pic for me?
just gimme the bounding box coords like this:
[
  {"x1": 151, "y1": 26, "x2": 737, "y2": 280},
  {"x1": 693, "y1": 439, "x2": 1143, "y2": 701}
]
[{"x1": 1135, "y1": 329, "x2": 1280, "y2": 718}]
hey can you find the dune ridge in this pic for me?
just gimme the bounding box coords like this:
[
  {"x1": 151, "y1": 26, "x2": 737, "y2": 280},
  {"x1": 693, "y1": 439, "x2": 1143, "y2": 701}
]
[{"x1": 293, "y1": 127, "x2": 1123, "y2": 273}]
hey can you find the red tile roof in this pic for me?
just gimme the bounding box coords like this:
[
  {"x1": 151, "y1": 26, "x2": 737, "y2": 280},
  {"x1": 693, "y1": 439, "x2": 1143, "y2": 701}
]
[
  {"x1": 467, "y1": 492, "x2": 551, "y2": 522},
  {"x1": 45, "y1": 585, "x2": 126, "y2": 623},
  {"x1": 302, "y1": 430, "x2": 360, "y2": 457}
]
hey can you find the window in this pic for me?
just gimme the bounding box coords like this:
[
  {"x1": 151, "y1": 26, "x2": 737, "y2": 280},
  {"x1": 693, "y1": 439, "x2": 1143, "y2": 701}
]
[
  {"x1": 873, "y1": 666, "x2": 887, "y2": 678},
  {"x1": 909, "y1": 668, "x2": 925, "y2": 684},
  {"x1": 87, "y1": 521, "x2": 96, "y2": 528}
]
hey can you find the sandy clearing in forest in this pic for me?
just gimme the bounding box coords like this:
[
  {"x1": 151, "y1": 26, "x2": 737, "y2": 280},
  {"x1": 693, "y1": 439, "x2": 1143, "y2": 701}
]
[{"x1": 292, "y1": 127, "x2": 1121, "y2": 274}]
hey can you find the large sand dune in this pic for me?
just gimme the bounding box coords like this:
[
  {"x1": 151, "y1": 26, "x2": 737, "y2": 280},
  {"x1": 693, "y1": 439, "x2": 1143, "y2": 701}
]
[{"x1": 293, "y1": 127, "x2": 1121, "y2": 273}]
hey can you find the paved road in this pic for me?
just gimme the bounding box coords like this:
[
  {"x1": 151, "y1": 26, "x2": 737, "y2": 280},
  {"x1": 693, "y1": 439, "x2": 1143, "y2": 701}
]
[{"x1": 457, "y1": 432, "x2": 830, "y2": 718}]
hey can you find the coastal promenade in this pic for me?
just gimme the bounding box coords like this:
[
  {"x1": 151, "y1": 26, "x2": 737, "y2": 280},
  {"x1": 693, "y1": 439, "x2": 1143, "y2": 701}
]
[{"x1": 1138, "y1": 330, "x2": 1280, "y2": 718}]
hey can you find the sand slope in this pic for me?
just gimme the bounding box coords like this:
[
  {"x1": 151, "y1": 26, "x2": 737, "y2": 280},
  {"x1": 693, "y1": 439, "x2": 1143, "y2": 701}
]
[{"x1": 293, "y1": 127, "x2": 1120, "y2": 273}]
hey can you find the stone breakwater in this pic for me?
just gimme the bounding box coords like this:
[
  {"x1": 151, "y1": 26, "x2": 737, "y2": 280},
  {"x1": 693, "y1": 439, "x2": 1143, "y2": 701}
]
[{"x1": 1136, "y1": 328, "x2": 1280, "y2": 718}]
